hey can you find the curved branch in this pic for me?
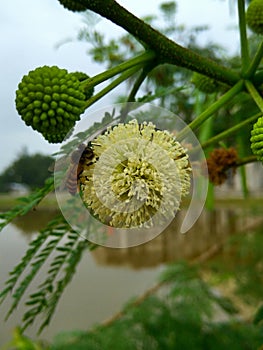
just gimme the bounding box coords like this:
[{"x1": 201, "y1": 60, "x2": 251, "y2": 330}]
[{"x1": 80, "y1": 0, "x2": 239, "y2": 86}]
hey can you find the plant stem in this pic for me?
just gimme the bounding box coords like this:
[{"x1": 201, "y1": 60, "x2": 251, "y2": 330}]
[
  {"x1": 198, "y1": 116, "x2": 215, "y2": 210},
  {"x1": 200, "y1": 112, "x2": 262, "y2": 149},
  {"x1": 120, "y1": 64, "x2": 155, "y2": 122},
  {"x1": 245, "y1": 80, "x2": 263, "y2": 112},
  {"x1": 81, "y1": 50, "x2": 156, "y2": 90},
  {"x1": 127, "y1": 66, "x2": 153, "y2": 103},
  {"x1": 235, "y1": 155, "x2": 258, "y2": 166},
  {"x1": 238, "y1": 0, "x2": 250, "y2": 72},
  {"x1": 177, "y1": 80, "x2": 244, "y2": 140},
  {"x1": 82, "y1": 0, "x2": 239, "y2": 86},
  {"x1": 84, "y1": 64, "x2": 145, "y2": 109},
  {"x1": 244, "y1": 40, "x2": 263, "y2": 78},
  {"x1": 237, "y1": 135, "x2": 249, "y2": 197}
]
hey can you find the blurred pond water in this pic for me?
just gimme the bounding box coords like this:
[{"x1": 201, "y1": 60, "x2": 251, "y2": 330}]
[{"x1": 0, "y1": 203, "x2": 262, "y2": 345}]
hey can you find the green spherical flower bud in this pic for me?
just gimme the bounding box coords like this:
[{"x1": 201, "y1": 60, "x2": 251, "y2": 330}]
[
  {"x1": 246, "y1": 0, "x2": 263, "y2": 34},
  {"x1": 191, "y1": 72, "x2": 223, "y2": 94},
  {"x1": 250, "y1": 116, "x2": 263, "y2": 161},
  {"x1": 71, "y1": 71, "x2": 94, "y2": 100},
  {"x1": 57, "y1": 0, "x2": 87, "y2": 12},
  {"x1": 15, "y1": 65, "x2": 86, "y2": 143},
  {"x1": 42, "y1": 129, "x2": 70, "y2": 143}
]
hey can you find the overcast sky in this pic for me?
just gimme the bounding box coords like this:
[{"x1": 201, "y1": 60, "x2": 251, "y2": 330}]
[{"x1": 0, "y1": 0, "x2": 239, "y2": 172}]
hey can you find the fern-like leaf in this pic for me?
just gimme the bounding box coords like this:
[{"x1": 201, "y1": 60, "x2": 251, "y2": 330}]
[
  {"x1": 0, "y1": 230, "x2": 49, "y2": 304},
  {"x1": 39, "y1": 240, "x2": 90, "y2": 333},
  {"x1": 0, "y1": 216, "x2": 65, "y2": 304},
  {"x1": 0, "y1": 215, "x2": 68, "y2": 319},
  {"x1": 21, "y1": 230, "x2": 80, "y2": 330},
  {"x1": 26, "y1": 240, "x2": 89, "y2": 333},
  {"x1": 53, "y1": 110, "x2": 118, "y2": 158}
]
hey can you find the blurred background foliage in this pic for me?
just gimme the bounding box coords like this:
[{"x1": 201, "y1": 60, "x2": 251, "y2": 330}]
[
  {"x1": 0, "y1": 149, "x2": 53, "y2": 193},
  {"x1": 5, "y1": 261, "x2": 263, "y2": 350}
]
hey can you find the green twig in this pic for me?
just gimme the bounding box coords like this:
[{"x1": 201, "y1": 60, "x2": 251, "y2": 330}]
[
  {"x1": 177, "y1": 80, "x2": 244, "y2": 140},
  {"x1": 237, "y1": 134, "x2": 249, "y2": 197},
  {"x1": 245, "y1": 40, "x2": 263, "y2": 78},
  {"x1": 238, "y1": 0, "x2": 250, "y2": 72},
  {"x1": 245, "y1": 80, "x2": 263, "y2": 112},
  {"x1": 200, "y1": 112, "x2": 262, "y2": 149},
  {"x1": 120, "y1": 64, "x2": 155, "y2": 122},
  {"x1": 84, "y1": 64, "x2": 146, "y2": 109},
  {"x1": 127, "y1": 65, "x2": 154, "y2": 103},
  {"x1": 81, "y1": 50, "x2": 156, "y2": 90},
  {"x1": 235, "y1": 155, "x2": 258, "y2": 166}
]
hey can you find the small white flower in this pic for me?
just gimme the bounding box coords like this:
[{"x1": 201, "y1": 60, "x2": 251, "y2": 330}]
[{"x1": 80, "y1": 120, "x2": 191, "y2": 228}]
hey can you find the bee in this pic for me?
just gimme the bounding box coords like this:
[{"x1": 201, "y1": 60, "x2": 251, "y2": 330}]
[{"x1": 65, "y1": 143, "x2": 95, "y2": 195}]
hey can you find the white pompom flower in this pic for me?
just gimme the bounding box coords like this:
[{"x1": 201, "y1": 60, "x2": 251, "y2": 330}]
[{"x1": 79, "y1": 120, "x2": 192, "y2": 228}]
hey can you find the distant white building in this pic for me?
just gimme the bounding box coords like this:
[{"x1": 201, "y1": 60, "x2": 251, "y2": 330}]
[{"x1": 215, "y1": 163, "x2": 263, "y2": 197}]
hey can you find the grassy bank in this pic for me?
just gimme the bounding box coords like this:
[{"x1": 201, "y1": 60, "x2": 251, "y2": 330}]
[{"x1": 0, "y1": 192, "x2": 262, "y2": 212}]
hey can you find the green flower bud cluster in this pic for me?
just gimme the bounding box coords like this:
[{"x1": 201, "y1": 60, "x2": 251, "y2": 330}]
[
  {"x1": 191, "y1": 72, "x2": 223, "y2": 94},
  {"x1": 250, "y1": 117, "x2": 263, "y2": 162},
  {"x1": 57, "y1": 0, "x2": 87, "y2": 12},
  {"x1": 246, "y1": 0, "x2": 263, "y2": 35},
  {"x1": 16, "y1": 66, "x2": 87, "y2": 143},
  {"x1": 250, "y1": 116, "x2": 263, "y2": 161}
]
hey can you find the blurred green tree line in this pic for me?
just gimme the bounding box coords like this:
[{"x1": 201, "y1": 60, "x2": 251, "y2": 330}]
[{"x1": 0, "y1": 149, "x2": 53, "y2": 192}]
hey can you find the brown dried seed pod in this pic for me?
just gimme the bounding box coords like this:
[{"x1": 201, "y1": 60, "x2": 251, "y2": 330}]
[{"x1": 206, "y1": 147, "x2": 238, "y2": 185}]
